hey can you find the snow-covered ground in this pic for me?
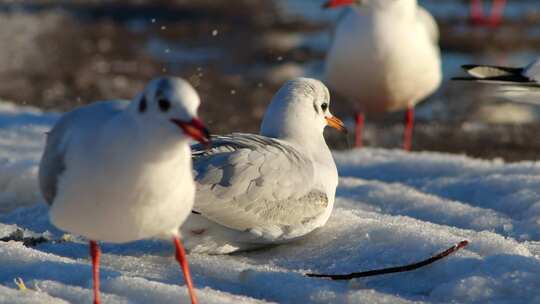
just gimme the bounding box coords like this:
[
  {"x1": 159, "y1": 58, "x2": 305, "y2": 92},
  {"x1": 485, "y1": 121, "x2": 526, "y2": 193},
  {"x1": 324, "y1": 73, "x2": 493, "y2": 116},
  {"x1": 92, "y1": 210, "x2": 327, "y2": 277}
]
[{"x1": 0, "y1": 101, "x2": 539, "y2": 304}]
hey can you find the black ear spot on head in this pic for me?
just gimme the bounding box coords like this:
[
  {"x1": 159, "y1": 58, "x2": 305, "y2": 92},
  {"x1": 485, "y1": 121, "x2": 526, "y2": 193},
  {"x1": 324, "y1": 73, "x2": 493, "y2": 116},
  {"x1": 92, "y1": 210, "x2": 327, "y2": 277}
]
[
  {"x1": 138, "y1": 96, "x2": 147, "y2": 113},
  {"x1": 313, "y1": 103, "x2": 319, "y2": 114},
  {"x1": 158, "y1": 98, "x2": 171, "y2": 112}
]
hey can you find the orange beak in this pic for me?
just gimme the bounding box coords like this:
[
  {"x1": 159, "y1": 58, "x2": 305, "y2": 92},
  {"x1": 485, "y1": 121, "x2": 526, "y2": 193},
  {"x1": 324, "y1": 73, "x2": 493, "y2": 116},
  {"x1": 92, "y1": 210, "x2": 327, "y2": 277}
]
[
  {"x1": 322, "y1": 0, "x2": 355, "y2": 9},
  {"x1": 325, "y1": 115, "x2": 348, "y2": 133},
  {"x1": 171, "y1": 118, "x2": 211, "y2": 147}
]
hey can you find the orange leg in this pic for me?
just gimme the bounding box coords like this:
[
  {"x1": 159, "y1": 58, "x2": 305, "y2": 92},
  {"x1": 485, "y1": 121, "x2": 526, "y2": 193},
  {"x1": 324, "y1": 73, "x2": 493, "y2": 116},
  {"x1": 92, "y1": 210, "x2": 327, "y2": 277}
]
[
  {"x1": 89, "y1": 240, "x2": 101, "y2": 304},
  {"x1": 354, "y1": 112, "x2": 365, "y2": 148},
  {"x1": 489, "y1": 0, "x2": 506, "y2": 27},
  {"x1": 470, "y1": 0, "x2": 485, "y2": 26},
  {"x1": 173, "y1": 237, "x2": 198, "y2": 304},
  {"x1": 402, "y1": 104, "x2": 414, "y2": 151}
]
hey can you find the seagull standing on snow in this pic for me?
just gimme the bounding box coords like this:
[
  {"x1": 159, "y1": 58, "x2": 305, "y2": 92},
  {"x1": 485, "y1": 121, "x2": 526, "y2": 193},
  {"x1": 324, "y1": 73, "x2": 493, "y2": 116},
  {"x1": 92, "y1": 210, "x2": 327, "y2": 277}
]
[
  {"x1": 180, "y1": 78, "x2": 346, "y2": 254},
  {"x1": 323, "y1": 0, "x2": 442, "y2": 150},
  {"x1": 454, "y1": 58, "x2": 540, "y2": 104},
  {"x1": 39, "y1": 77, "x2": 209, "y2": 304}
]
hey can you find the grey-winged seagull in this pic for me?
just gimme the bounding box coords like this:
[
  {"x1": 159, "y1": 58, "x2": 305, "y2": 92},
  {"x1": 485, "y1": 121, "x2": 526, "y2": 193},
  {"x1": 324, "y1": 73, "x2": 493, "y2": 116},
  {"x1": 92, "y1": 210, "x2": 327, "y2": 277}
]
[
  {"x1": 180, "y1": 77, "x2": 346, "y2": 254},
  {"x1": 323, "y1": 0, "x2": 442, "y2": 150},
  {"x1": 39, "y1": 77, "x2": 208, "y2": 304}
]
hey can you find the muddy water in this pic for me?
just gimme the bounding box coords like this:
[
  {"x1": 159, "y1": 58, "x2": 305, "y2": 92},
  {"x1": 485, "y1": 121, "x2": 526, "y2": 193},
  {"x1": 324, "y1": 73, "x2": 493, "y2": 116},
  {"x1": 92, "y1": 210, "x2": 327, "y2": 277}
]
[{"x1": 1, "y1": 0, "x2": 540, "y2": 161}]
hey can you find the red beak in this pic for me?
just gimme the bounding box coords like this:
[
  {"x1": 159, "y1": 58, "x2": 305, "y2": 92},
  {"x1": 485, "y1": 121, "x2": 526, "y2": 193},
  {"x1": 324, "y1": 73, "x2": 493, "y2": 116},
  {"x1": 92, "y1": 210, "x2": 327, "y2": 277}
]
[
  {"x1": 171, "y1": 118, "x2": 210, "y2": 146},
  {"x1": 322, "y1": 0, "x2": 354, "y2": 9}
]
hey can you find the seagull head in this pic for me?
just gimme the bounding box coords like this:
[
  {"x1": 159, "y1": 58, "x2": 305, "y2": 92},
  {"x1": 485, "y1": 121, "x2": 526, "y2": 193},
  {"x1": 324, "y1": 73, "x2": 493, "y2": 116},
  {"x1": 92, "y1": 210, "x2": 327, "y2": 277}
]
[
  {"x1": 260, "y1": 77, "x2": 346, "y2": 142},
  {"x1": 322, "y1": 0, "x2": 360, "y2": 9},
  {"x1": 132, "y1": 77, "x2": 210, "y2": 145}
]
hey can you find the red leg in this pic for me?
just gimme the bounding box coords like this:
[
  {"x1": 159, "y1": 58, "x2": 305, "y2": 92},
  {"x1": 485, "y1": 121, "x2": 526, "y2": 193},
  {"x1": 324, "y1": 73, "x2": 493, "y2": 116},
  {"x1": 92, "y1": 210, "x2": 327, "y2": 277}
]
[
  {"x1": 173, "y1": 237, "x2": 198, "y2": 304},
  {"x1": 470, "y1": 0, "x2": 485, "y2": 26},
  {"x1": 89, "y1": 240, "x2": 101, "y2": 304},
  {"x1": 489, "y1": 0, "x2": 506, "y2": 27},
  {"x1": 402, "y1": 104, "x2": 414, "y2": 151},
  {"x1": 354, "y1": 112, "x2": 365, "y2": 148}
]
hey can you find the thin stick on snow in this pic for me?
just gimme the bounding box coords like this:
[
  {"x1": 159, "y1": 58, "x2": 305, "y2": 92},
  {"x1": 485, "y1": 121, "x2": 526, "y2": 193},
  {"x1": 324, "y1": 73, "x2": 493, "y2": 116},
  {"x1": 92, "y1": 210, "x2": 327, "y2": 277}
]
[{"x1": 306, "y1": 240, "x2": 469, "y2": 280}]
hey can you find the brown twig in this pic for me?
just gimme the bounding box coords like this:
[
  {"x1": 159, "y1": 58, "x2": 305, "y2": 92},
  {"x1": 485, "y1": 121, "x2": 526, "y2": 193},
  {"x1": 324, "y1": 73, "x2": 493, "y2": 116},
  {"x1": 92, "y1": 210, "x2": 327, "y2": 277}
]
[{"x1": 306, "y1": 240, "x2": 469, "y2": 280}]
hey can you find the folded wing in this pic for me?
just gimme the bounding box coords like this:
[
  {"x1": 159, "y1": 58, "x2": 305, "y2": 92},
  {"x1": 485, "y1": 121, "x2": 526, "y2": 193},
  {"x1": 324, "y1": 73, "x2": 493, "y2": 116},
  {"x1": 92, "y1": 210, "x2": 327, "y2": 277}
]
[{"x1": 192, "y1": 133, "x2": 327, "y2": 235}]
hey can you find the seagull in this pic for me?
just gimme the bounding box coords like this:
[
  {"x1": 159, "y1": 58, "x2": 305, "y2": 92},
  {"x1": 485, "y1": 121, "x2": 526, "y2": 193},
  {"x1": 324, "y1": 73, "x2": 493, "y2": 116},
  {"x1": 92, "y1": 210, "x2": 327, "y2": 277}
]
[
  {"x1": 470, "y1": 0, "x2": 506, "y2": 27},
  {"x1": 180, "y1": 77, "x2": 346, "y2": 254},
  {"x1": 323, "y1": 0, "x2": 442, "y2": 150},
  {"x1": 454, "y1": 58, "x2": 540, "y2": 105},
  {"x1": 39, "y1": 77, "x2": 209, "y2": 304}
]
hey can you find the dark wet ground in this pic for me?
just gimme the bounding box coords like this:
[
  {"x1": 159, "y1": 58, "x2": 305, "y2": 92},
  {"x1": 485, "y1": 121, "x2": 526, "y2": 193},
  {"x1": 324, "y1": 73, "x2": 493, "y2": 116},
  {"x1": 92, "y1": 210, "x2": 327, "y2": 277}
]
[{"x1": 1, "y1": 0, "x2": 540, "y2": 161}]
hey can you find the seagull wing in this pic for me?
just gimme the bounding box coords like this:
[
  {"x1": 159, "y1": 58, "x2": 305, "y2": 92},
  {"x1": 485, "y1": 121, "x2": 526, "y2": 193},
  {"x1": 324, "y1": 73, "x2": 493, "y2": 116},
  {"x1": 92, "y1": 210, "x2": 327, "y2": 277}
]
[
  {"x1": 39, "y1": 101, "x2": 128, "y2": 205},
  {"x1": 191, "y1": 133, "x2": 327, "y2": 238},
  {"x1": 452, "y1": 61, "x2": 540, "y2": 105},
  {"x1": 453, "y1": 64, "x2": 535, "y2": 85}
]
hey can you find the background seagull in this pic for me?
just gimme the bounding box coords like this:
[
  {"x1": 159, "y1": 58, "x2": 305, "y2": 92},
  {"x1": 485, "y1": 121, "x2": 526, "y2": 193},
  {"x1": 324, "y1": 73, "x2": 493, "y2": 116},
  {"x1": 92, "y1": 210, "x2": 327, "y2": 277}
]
[
  {"x1": 454, "y1": 58, "x2": 540, "y2": 105},
  {"x1": 323, "y1": 0, "x2": 442, "y2": 150},
  {"x1": 181, "y1": 77, "x2": 346, "y2": 254},
  {"x1": 39, "y1": 77, "x2": 209, "y2": 304}
]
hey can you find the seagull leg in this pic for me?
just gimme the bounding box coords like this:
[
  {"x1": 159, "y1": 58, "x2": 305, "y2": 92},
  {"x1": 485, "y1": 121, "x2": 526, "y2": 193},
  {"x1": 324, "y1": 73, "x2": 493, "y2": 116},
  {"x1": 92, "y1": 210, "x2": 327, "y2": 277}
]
[
  {"x1": 488, "y1": 0, "x2": 506, "y2": 27},
  {"x1": 89, "y1": 240, "x2": 101, "y2": 304},
  {"x1": 354, "y1": 112, "x2": 365, "y2": 148},
  {"x1": 470, "y1": 0, "x2": 485, "y2": 26},
  {"x1": 402, "y1": 103, "x2": 414, "y2": 151},
  {"x1": 173, "y1": 237, "x2": 198, "y2": 304}
]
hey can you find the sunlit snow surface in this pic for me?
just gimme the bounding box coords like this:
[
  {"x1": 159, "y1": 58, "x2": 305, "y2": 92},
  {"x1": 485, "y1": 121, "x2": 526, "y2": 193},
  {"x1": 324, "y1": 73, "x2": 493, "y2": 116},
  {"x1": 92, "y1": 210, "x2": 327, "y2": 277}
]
[{"x1": 0, "y1": 101, "x2": 539, "y2": 304}]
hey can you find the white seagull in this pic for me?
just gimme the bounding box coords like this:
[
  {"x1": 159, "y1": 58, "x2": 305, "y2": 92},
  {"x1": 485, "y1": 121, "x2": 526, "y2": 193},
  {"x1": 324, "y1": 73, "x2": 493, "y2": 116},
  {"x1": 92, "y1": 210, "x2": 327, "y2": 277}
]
[
  {"x1": 39, "y1": 77, "x2": 208, "y2": 304},
  {"x1": 180, "y1": 77, "x2": 346, "y2": 254},
  {"x1": 454, "y1": 58, "x2": 540, "y2": 105},
  {"x1": 323, "y1": 0, "x2": 442, "y2": 150}
]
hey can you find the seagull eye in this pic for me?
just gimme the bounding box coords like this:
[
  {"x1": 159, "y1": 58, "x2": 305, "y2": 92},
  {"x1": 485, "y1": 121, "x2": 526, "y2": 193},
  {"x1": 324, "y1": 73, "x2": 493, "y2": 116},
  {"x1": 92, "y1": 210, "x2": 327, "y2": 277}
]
[
  {"x1": 158, "y1": 98, "x2": 171, "y2": 112},
  {"x1": 321, "y1": 103, "x2": 328, "y2": 112},
  {"x1": 138, "y1": 96, "x2": 147, "y2": 113}
]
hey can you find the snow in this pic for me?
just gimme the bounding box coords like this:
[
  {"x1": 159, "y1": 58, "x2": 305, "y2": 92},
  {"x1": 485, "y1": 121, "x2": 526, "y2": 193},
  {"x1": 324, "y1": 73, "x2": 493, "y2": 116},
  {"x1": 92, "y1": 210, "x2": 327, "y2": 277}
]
[
  {"x1": 0, "y1": 101, "x2": 539, "y2": 303},
  {"x1": 0, "y1": 101, "x2": 58, "y2": 212}
]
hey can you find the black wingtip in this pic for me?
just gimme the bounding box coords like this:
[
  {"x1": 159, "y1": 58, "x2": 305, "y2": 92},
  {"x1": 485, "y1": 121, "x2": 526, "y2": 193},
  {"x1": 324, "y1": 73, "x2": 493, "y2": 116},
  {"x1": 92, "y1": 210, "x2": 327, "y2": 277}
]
[
  {"x1": 461, "y1": 64, "x2": 480, "y2": 71},
  {"x1": 451, "y1": 76, "x2": 479, "y2": 81}
]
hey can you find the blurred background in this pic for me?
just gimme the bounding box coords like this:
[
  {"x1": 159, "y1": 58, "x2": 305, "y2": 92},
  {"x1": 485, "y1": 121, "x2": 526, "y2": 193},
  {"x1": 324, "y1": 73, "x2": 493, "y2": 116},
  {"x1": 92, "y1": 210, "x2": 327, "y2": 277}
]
[{"x1": 1, "y1": 0, "x2": 540, "y2": 160}]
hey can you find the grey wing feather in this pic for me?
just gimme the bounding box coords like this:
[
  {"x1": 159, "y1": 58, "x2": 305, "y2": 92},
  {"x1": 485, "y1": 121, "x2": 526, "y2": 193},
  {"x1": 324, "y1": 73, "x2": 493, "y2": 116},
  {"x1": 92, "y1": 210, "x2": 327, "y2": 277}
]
[
  {"x1": 39, "y1": 124, "x2": 68, "y2": 205},
  {"x1": 38, "y1": 100, "x2": 128, "y2": 205},
  {"x1": 451, "y1": 64, "x2": 540, "y2": 89},
  {"x1": 464, "y1": 64, "x2": 525, "y2": 78},
  {"x1": 192, "y1": 133, "x2": 325, "y2": 233}
]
